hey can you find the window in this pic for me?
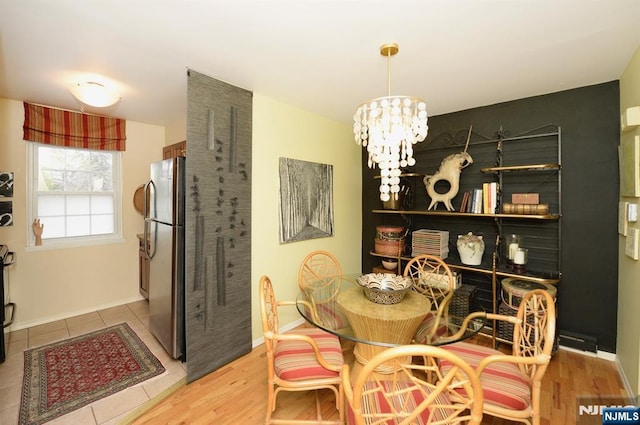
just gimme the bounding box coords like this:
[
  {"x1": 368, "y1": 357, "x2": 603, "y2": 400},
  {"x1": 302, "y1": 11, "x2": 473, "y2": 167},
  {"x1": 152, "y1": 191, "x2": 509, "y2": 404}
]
[{"x1": 29, "y1": 143, "x2": 122, "y2": 247}]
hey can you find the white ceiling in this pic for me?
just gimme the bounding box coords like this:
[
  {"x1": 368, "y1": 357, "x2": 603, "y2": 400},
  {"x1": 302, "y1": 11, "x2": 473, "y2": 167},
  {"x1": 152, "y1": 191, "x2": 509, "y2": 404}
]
[{"x1": 2, "y1": 0, "x2": 640, "y2": 128}]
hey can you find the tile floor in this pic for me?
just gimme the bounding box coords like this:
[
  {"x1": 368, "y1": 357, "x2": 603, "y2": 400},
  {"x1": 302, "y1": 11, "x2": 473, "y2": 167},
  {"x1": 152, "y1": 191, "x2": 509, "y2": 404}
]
[{"x1": 0, "y1": 300, "x2": 186, "y2": 425}]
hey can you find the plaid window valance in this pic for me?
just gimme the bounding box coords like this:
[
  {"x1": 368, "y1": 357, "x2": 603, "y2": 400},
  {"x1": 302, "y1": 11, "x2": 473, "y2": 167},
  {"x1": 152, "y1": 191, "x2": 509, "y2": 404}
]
[{"x1": 23, "y1": 102, "x2": 126, "y2": 151}]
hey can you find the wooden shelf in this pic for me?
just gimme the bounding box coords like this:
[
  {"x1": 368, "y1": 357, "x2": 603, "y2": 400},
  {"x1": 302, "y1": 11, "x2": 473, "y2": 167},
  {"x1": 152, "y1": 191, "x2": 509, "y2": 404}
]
[
  {"x1": 369, "y1": 251, "x2": 561, "y2": 285},
  {"x1": 367, "y1": 125, "x2": 562, "y2": 349},
  {"x1": 480, "y1": 163, "x2": 560, "y2": 173},
  {"x1": 373, "y1": 172, "x2": 423, "y2": 179},
  {"x1": 372, "y1": 209, "x2": 560, "y2": 220}
]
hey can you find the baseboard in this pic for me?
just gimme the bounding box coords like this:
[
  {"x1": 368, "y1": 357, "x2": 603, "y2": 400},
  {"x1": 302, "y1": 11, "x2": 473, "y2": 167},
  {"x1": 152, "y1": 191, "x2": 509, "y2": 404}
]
[
  {"x1": 615, "y1": 356, "x2": 637, "y2": 401},
  {"x1": 6, "y1": 295, "x2": 147, "y2": 332},
  {"x1": 252, "y1": 317, "x2": 306, "y2": 348},
  {"x1": 558, "y1": 344, "x2": 616, "y2": 361},
  {"x1": 117, "y1": 376, "x2": 187, "y2": 425}
]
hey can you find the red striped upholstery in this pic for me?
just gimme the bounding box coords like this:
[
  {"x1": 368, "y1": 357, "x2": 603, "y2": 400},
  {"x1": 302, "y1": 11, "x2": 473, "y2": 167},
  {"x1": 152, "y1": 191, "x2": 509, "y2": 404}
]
[
  {"x1": 441, "y1": 342, "x2": 531, "y2": 411},
  {"x1": 347, "y1": 380, "x2": 452, "y2": 424},
  {"x1": 316, "y1": 304, "x2": 348, "y2": 329},
  {"x1": 274, "y1": 328, "x2": 343, "y2": 381},
  {"x1": 414, "y1": 312, "x2": 449, "y2": 344}
]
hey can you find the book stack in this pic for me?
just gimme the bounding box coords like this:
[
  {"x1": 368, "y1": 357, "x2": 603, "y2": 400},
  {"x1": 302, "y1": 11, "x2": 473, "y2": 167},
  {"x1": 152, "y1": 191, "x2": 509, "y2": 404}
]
[
  {"x1": 502, "y1": 193, "x2": 549, "y2": 215},
  {"x1": 459, "y1": 182, "x2": 499, "y2": 214},
  {"x1": 482, "y1": 182, "x2": 499, "y2": 214},
  {"x1": 411, "y1": 229, "x2": 449, "y2": 259}
]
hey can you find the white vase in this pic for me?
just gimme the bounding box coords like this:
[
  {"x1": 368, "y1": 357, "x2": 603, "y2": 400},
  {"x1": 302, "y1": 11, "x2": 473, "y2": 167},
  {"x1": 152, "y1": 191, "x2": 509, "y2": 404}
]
[{"x1": 457, "y1": 232, "x2": 485, "y2": 265}]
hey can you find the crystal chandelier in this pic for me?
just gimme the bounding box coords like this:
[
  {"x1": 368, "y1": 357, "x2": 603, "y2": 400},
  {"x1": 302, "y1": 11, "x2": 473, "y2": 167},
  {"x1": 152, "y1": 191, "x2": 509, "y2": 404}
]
[{"x1": 353, "y1": 43, "x2": 428, "y2": 202}]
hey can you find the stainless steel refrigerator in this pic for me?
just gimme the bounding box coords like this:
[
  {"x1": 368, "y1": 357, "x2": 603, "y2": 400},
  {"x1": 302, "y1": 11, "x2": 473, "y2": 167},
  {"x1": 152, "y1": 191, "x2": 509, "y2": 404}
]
[{"x1": 143, "y1": 157, "x2": 185, "y2": 360}]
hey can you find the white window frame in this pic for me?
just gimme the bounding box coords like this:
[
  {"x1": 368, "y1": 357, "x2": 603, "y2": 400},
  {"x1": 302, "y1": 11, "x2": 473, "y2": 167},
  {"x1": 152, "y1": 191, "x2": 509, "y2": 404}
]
[{"x1": 27, "y1": 142, "x2": 124, "y2": 250}]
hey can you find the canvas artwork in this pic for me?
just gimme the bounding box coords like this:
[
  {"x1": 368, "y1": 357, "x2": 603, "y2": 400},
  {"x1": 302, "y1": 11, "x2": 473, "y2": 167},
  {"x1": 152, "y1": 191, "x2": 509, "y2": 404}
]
[
  {"x1": 619, "y1": 202, "x2": 628, "y2": 236},
  {"x1": 0, "y1": 201, "x2": 13, "y2": 226},
  {"x1": 619, "y1": 136, "x2": 640, "y2": 197},
  {"x1": 279, "y1": 157, "x2": 334, "y2": 243},
  {"x1": 626, "y1": 228, "x2": 640, "y2": 260},
  {"x1": 0, "y1": 172, "x2": 14, "y2": 197}
]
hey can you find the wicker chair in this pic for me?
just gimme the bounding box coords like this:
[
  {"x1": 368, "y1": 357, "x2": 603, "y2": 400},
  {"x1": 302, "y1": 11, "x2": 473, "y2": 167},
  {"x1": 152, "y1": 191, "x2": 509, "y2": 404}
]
[
  {"x1": 298, "y1": 250, "x2": 342, "y2": 285},
  {"x1": 440, "y1": 289, "x2": 556, "y2": 425},
  {"x1": 403, "y1": 254, "x2": 457, "y2": 344},
  {"x1": 342, "y1": 344, "x2": 483, "y2": 425},
  {"x1": 298, "y1": 250, "x2": 348, "y2": 331},
  {"x1": 259, "y1": 275, "x2": 344, "y2": 425}
]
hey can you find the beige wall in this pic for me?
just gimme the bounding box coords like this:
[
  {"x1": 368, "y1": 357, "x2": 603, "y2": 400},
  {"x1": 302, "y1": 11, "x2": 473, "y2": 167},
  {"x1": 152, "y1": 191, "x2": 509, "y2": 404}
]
[
  {"x1": 165, "y1": 115, "x2": 186, "y2": 146},
  {"x1": 250, "y1": 93, "x2": 361, "y2": 337},
  {"x1": 618, "y1": 45, "x2": 640, "y2": 396},
  {"x1": 0, "y1": 98, "x2": 166, "y2": 330},
  {"x1": 0, "y1": 93, "x2": 361, "y2": 342}
]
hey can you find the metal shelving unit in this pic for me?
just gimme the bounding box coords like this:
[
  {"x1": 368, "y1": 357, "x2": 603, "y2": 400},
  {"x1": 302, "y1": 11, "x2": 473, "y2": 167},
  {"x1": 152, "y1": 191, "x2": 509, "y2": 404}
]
[{"x1": 370, "y1": 124, "x2": 562, "y2": 347}]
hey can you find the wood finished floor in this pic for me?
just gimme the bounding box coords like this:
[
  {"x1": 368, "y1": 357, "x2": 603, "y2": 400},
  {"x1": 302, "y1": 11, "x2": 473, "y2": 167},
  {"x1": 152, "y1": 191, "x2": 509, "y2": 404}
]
[{"x1": 129, "y1": 335, "x2": 629, "y2": 425}]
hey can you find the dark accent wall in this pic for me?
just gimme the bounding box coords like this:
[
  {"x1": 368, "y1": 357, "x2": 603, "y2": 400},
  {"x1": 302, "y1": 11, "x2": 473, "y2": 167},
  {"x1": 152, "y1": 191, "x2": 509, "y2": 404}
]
[{"x1": 362, "y1": 81, "x2": 620, "y2": 353}]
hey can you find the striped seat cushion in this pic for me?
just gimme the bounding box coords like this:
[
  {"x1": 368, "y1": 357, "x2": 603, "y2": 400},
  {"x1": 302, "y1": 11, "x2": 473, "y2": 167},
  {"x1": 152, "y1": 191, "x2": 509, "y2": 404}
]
[
  {"x1": 347, "y1": 380, "x2": 452, "y2": 424},
  {"x1": 316, "y1": 303, "x2": 349, "y2": 329},
  {"x1": 300, "y1": 304, "x2": 348, "y2": 330},
  {"x1": 274, "y1": 328, "x2": 343, "y2": 381},
  {"x1": 414, "y1": 312, "x2": 449, "y2": 344},
  {"x1": 441, "y1": 342, "x2": 531, "y2": 411}
]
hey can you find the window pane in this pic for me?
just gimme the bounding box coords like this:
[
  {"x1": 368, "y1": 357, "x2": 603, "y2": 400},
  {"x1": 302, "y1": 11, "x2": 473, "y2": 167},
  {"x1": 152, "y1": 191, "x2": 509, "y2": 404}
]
[
  {"x1": 39, "y1": 146, "x2": 65, "y2": 169},
  {"x1": 41, "y1": 216, "x2": 66, "y2": 239},
  {"x1": 39, "y1": 169, "x2": 64, "y2": 191},
  {"x1": 91, "y1": 174, "x2": 113, "y2": 192},
  {"x1": 66, "y1": 215, "x2": 90, "y2": 236},
  {"x1": 66, "y1": 195, "x2": 90, "y2": 215},
  {"x1": 65, "y1": 170, "x2": 91, "y2": 191},
  {"x1": 31, "y1": 144, "x2": 121, "y2": 245},
  {"x1": 38, "y1": 195, "x2": 65, "y2": 216},
  {"x1": 91, "y1": 152, "x2": 114, "y2": 191},
  {"x1": 91, "y1": 214, "x2": 114, "y2": 234},
  {"x1": 91, "y1": 152, "x2": 113, "y2": 171},
  {"x1": 66, "y1": 150, "x2": 91, "y2": 171},
  {"x1": 91, "y1": 195, "x2": 113, "y2": 214}
]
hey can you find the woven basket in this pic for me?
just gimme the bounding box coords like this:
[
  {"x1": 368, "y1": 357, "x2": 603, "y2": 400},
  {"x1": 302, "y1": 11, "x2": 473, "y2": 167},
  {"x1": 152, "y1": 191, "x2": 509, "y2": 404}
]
[
  {"x1": 450, "y1": 284, "x2": 477, "y2": 318},
  {"x1": 374, "y1": 226, "x2": 405, "y2": 256},
  {"x1": 501, "y1": 278, "x2": 557, "y2": 308},
  {"x1": 498, "y1": 301, "x2": 558, "y2": 353}
]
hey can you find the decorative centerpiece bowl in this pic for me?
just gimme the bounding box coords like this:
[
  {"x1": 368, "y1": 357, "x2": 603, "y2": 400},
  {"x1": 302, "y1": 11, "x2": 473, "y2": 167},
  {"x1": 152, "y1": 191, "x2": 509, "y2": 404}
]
[{"x1": 355, "y1": 273, "x2": 413, "y2": 305}]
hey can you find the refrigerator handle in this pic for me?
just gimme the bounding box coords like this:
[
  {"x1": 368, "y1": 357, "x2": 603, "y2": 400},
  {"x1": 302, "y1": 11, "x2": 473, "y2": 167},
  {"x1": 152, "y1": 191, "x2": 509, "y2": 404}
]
[
  {"x1": 142, "y1": 180, "x2": 153, "y2": 220},
  {"x1": 143, "y1": 180, "x2": 157, "y2": 259}
]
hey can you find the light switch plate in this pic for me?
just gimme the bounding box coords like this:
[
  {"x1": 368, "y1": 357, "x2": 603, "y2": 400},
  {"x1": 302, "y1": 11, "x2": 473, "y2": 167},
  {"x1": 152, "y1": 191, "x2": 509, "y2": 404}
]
[
  {"x1": 622, "y1": 106, "x2": 640, "y2": 132},
  {"x1": 628, "y1": 203, "x2": 638, "y2": 222}
]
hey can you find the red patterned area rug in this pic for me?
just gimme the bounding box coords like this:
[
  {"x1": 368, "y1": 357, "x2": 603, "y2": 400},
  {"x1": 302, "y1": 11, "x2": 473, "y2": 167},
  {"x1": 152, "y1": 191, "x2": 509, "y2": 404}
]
[{"x1": 19, "y1": 322, "x2": 165, "y2": 425}]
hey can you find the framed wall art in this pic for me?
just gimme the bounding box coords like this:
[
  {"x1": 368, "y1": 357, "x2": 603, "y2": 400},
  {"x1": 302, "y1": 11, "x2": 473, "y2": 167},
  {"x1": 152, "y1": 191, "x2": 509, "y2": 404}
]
[
  {"x1": 278, "y1": 157, "x2": 334, "y2": 244},
  {"x1": 626, "y1": 228, "x2": 639, "y2": 260},
  {"x1": 0, "y1": 201, "x2": 13, "y2": 226},
  {"x1": 619, "y1": 201, "x2": 628, "y2": 236},
  {"x1": 619, "y1": 136, "x2": 640, "y2": 197},
  {"x1": 0, "y1": 172, "x2": 14, "y2": 197}
]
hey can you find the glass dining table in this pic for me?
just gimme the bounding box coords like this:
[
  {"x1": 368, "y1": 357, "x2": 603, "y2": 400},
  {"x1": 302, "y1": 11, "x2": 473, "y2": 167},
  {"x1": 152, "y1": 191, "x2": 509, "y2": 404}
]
[{"x1": 296, "y1": 274, "x2": 487, "y2": 375}]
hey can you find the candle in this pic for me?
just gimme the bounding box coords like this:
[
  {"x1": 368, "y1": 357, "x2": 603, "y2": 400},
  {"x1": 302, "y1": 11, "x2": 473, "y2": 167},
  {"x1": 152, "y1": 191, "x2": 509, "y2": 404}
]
[
  {"x1": 513, "y1": 248, "x2": 527, "y2": 265},
  {"x1": 508, "y1": 243, "x2": 519, "y2": 260}
]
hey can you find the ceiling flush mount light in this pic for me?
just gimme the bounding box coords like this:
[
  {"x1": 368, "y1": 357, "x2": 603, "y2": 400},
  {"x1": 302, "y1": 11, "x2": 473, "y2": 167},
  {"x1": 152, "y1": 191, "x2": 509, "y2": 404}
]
[
  {"x1": 70, "y1": 81, "x2": 121, "y2": 108},
  {"x1": 353, "y1": 43, "x2": 428, "y2": 202}
]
